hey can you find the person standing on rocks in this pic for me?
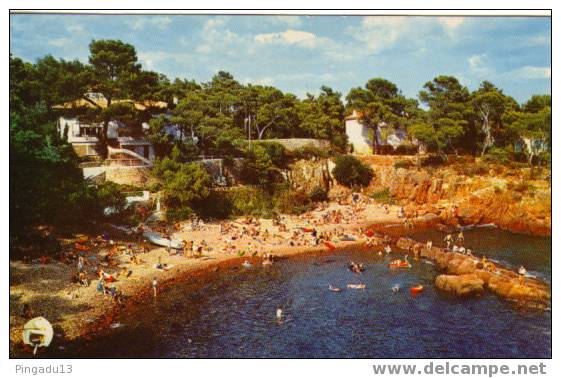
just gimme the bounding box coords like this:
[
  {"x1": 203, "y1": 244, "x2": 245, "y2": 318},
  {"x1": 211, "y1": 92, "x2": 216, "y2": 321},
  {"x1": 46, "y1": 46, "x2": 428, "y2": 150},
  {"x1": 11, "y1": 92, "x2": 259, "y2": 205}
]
[
  {"x1": 444, "y1": 234, "x2": 453, "y2": 250},
  {"x1": 457, "y1": 231, "x2": 464, "y2": 245}
]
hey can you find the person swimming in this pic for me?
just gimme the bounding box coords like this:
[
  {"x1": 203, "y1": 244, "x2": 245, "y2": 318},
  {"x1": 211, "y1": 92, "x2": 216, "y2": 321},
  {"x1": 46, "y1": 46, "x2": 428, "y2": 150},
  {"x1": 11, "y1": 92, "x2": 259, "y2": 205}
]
[
  {"x1": 276, "y1": 308, "x2": 283, "y2": 319},
  {"x1": 329, "y1": 284, "x2": 342, "y2": 292},
  {"x1": 392, "y1": 284, "x2": 400, "y2": 293}
]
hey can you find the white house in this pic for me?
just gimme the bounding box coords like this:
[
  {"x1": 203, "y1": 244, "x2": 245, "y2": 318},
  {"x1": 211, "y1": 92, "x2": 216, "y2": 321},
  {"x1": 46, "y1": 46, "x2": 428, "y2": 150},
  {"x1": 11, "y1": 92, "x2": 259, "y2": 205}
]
[
  {"x1": 58, "y1": 117, "x2": 155, "y2": 161},
  {"x1": 345, "y1": 110, "x2": 373, "y2": 154},
  {"x1": 345, "y1": 110, "x2": 410, "y2": 154},
  {"x1": 55, "y1": 93, "x2": 167, "y2": 161},
  {"x1": 58, "y1": 117, "x2": 119, "y2": 157}
]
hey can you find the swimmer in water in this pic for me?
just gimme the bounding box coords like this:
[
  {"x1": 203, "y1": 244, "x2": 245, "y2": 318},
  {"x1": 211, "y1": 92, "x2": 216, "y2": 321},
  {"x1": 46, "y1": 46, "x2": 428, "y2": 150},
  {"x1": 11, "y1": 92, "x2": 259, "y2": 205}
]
[{"x1": 276, "y1": 308, "x2": 283, "y2": 320}]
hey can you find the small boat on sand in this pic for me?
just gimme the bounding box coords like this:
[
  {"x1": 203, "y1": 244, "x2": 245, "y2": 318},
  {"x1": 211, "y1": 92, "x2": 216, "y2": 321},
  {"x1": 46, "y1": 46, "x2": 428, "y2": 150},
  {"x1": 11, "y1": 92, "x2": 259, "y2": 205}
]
[
  {"x1": 410, "y1": 285, "x2": 424, "y2": 295},
  {"x1": 22, "y1": 317, "x2": 53, "y2": 355},
  {"x1": 143, "y1": 231, "x2": 183, "y2": 249},
  {"x1": 242, "y1": 261, "x2": 253, "y2": 268},
  {"x1": 347, "y1": 284, "x2": 366, "y2": 290}
]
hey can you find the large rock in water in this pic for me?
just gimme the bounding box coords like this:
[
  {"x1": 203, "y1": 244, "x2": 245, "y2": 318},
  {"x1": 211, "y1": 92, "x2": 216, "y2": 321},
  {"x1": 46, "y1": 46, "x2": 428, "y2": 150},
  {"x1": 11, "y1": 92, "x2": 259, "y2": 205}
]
[
  {"x1": 446, "y1": 255, "x2": 478, "y2": 275},
  {"x1": 435, "y1": 274, "x2": 485, "y2": 297}
]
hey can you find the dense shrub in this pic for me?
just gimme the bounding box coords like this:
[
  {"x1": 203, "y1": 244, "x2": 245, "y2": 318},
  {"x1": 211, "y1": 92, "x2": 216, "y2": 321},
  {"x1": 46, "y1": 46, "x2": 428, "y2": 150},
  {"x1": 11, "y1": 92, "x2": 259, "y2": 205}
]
[
  {"x1": 212, "y1": 185, "x2": 311, "y2": 219},
  {"x1": 259, "y1": 142, "x2": 288, "y2": 168},
  {"x1": 507, "y1": 181, "x2": 536, "y2": 195},
  {"x1": 421, "y1": 154, "x2": 447, "y2": 167},
  {"x1": 96, "y1": 181, "x2": 127, "y2": 215},
  {"x1": 240, "y1": 144, "x2": 280, "y2": 186},
  {"x1": 289, "y1": 145, "x2": 329, "y2": 160},
  {"x1": 458, "y1": 162, "x2": 490, "y2": 176},
  {"x1": 393, "y1": 159, "x2": 414, "y2": 169},
  {"x1": 153, "y1": 156, "x2": 212, "y2": 218},
  {"x1": 309, "y1": 186, "x2": 328, "y2": 202},
  {"x1": 483, "y1": 147, "x2": 512, "y2": 164},
  {"x1": 332, "y1": 155, "x2": 374, "y2": 188},
  {"x1": 192, "y1": 190, "x2": 232, "y2": 219}
]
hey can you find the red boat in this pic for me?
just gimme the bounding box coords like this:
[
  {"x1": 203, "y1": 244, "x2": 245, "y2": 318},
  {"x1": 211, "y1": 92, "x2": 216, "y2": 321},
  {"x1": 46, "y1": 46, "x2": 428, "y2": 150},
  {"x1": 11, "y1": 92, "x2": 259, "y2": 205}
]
[{"x1": 410, "y1": 285, "x2": 424, "y2": 294}]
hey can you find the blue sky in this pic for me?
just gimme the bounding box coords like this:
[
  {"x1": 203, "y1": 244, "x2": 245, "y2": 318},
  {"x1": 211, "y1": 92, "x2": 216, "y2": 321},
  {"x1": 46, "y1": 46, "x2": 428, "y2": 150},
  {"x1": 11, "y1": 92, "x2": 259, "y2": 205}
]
[{"x1": 10, "y1": 14, "x2": 551, "y2": 104}]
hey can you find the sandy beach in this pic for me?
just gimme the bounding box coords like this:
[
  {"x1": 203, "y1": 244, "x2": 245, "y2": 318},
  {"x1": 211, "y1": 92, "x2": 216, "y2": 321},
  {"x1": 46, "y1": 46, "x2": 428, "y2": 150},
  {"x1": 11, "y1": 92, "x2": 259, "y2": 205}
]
[{"x1": 10, "y1": 198, "x2": 418, "y2": 355}]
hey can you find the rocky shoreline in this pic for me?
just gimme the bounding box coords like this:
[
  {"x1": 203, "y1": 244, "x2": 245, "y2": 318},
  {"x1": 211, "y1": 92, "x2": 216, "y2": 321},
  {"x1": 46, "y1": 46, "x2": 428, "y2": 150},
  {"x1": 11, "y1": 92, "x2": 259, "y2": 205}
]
[
  {"x1": 396, "y1": 237, "x2": 550, "y2": 308},
  {"x1": 10, "y1": 200, "x2": 550, "y2": 357}
]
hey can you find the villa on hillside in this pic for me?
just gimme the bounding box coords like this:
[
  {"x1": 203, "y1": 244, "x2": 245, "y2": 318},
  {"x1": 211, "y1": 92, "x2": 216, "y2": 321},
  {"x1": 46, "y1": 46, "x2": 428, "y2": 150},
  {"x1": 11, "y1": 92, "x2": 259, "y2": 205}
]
[
  {"x1": 55, "y1": 93, "x2": 170, "y2": 164},
  {"x1": 345, "y1": 110, "x2": 409, "y2": 154}
]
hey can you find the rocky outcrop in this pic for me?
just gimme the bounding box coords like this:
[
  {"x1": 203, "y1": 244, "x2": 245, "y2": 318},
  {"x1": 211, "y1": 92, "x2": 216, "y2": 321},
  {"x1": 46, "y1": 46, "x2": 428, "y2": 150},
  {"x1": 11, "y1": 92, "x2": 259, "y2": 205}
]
[
  {"x1": 435, "y1": 274, "x2": 485, "y2": 297},
  {"x1": 359, "y1": 155, "x2": 551, "y2": 236},
  {"x1": 395, "y1": 237, "x2": 550, "y2": 308}
]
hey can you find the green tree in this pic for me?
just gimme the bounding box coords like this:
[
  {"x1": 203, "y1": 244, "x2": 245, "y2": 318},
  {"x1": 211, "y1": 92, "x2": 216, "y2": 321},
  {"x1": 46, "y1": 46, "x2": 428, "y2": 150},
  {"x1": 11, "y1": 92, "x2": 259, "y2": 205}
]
[
  {"x1": 153, "y1": 154, "x2": 212, "y2": 214},
  {"x1": 506, "y1": 104, "x2": 551, "y2": 166},
  {"x1": 418, "y1": 75, "x2": 471, "y2": 156},
  {"x1": 243, "y1": 85, "x2": 300, "y2": 140},
  {"x1": 298, "y1": 86, "x2": 347, "y2": 150},
  {"x1": 332, "y1": 155, "x2": 374, "y2": 188},
  {"x1": 408, "y1": 120, "x2": 436, "y2": 168},
  {"x1": 9, "y1": 103, "x2": 100, "y2": 247},
  {"x1": 346, "y1": 78, "x2": 412, "y2": 154},
  {"x1": 470, "y1": 81, "x2": 516, "y2": 156}
]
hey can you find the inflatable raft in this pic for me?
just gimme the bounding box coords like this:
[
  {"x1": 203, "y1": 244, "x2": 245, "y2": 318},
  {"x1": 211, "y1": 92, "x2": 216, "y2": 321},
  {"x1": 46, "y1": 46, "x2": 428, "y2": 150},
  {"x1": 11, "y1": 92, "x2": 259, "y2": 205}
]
[
  {"x1": 410, "y1": 285, "x2": 424, "y2": 295},
  {"x1": 324, "y1": 241, "x2": 336, "y2": 250},
  {"x1": 389, "y1": 260, "x2": 411, "y2": 269}
]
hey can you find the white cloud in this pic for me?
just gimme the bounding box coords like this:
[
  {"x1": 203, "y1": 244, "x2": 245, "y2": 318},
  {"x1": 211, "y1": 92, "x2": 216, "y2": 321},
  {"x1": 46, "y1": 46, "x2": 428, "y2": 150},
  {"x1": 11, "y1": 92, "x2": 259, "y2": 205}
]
[
  {"x1": 510, "y1": 66, "x2": 551, "y2": 80},
  {"x1": 48, "y1": 37, "x2": 72, "y2": 47},
  {"x1": 195, "y1": 18, "x2": 252, "y2": 57},
  {"x1": 253, "y1": 29, "x2": 354, "y2": 61},
  {"x1": 348, "y1": 16, "x2": 465, "y2": 53},
  {"x1": 438, "y1": 17, "x2": 464, "y2": 33},
  {"x1": 468, "y1": 54, "x2": 489, "y2": 74},
  {"x1": 138, "y1": 51, "x2": 195, "y2": 70},
  {"x1": 255, "y1": 29, "x2": 322, "y2": 48},
  {"x1": 243, "y1": 77, "x2": 275, "y2": 86},
  {"x1": 268, "y1": 16, "x2": 302, "y2": 27},
  {"x1": 347, "y1": 16, "x2": 412, "y2": 52},
  {"x1": 202, "y1": 18, "x2": 226, "y2": 31},
  {"x1": 126, "y1": 16, "x2": 172, "y2": 31},
  {"x1": 525, "y1": 34, "x2": 551, "y2": 46},
  {"x1": 65, "y1": 23, "x2": 84, "y2": 33}
]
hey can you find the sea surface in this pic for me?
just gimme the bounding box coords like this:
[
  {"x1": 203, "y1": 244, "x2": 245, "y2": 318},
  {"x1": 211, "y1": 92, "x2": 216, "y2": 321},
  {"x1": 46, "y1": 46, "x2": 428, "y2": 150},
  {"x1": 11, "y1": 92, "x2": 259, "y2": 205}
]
[{"x1": 58, "y1": 228, "x2": 551, "y2": 358}]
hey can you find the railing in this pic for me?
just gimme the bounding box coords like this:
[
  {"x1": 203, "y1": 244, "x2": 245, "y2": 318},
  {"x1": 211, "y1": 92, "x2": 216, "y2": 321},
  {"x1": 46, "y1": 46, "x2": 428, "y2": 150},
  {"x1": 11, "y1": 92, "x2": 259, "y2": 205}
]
[
  {"x1": 107, "y1": 146, "x2": 153, "y2": 167},
  {"x1": 106, "y1": 158, "x2": 150, "y2": 167}
]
